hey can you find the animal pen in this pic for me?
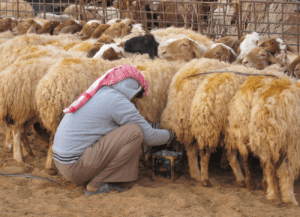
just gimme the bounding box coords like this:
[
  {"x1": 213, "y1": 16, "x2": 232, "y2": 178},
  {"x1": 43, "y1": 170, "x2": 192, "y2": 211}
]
[{"x1": 0, "y1": 0, "x2": 300, "y2": 51}]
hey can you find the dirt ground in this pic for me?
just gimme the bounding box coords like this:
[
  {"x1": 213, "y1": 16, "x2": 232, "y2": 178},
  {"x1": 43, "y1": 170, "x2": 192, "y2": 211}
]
[{"x1": 0, "y1": 124, "x2": 299, "y2": 217}]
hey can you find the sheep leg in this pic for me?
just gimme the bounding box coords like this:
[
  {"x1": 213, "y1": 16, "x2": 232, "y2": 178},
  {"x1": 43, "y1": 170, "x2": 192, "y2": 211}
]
[
  {"x1": 199, "y1": 148, "x2": 212, "y2": 187},
  {"x1": 226, "y1": 149, "x2": 246, "y2": 187},
  {"x1": 186, "y1": 143, "x2": 201, "y2": 181},
  {"x1": 12, "y1": 128, "x2": 23, "y2": 163},
  {"x1": 242, "y1": 154, "x2": 257, "y2": 190},
  {"x1": 20, "y1": 127, "x2": 33, "y2": 158},
  {"x1": 5, "y1": 127, "x2": 13, "y2": 150},
  {"x1": 45, "y1": 136, "x2": 57, "y2": 175},
  {"x1": 260, "y1": 157, "x2": 280, "y2": 203},
  {"x1": 277, "y1": 161, "x2": 298, "y2": 206},
  {"x1": 220, "y1": 146, "x2": 230, "y2": 170}
]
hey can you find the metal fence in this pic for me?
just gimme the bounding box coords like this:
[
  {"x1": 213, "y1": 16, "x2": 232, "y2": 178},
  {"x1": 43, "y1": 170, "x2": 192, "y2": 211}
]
[{"x1": 0, "y1": 0, "x2": 299, "y2": 50}]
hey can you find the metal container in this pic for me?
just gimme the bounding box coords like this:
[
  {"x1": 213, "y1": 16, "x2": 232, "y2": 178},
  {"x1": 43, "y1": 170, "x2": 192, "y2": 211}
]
[{"x1": 152, "y1": 150, "x2": 182, "y2": 182}]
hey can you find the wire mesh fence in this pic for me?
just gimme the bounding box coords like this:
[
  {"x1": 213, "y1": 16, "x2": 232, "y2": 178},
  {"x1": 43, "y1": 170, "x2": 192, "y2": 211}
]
[{"x1": 0, "y1": 0, "x2": 299, "y2": 50}]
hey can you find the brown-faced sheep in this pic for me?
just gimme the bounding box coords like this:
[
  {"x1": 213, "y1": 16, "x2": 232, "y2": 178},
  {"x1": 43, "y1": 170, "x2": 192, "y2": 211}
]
[
  {"x1": 78, "y1": 20, "x2": 102, "y2": 40},
  {"x1": 12, "y1": 18, "x2": 44, "y2": 35},
  {"x1": 0, "y1": 17, "x2": 20, "y2": 32},
  {"x1": 90, "y1": 24, "x2": 111, "y2": 39},
  {"x1": 39, "y1": 20, "x2": 61, "y2": 35},
  {"x1": 242, "y1": 47, "x2": 278, "y2": 70},
  {"x1": 215, "y1": 36, "x2": 241, "y2": 54},
  {"x1": 86, "y1": 34, "x2": 115, "y2": 58},
  {"x1": 284, "y1": 54, "x2": 300, "y2": 78},
  {"x1": 237, "y1": 32, "x2": 260, "y2": 61},
  {"x1": 202, "y1": 43, "x2": 237, "y2": 63},
  {"x1": 158, "y1": 38, "x2": 207, "y2": 62},
  {"x1": 53, "y1": 19, "x2": 84, "y2": 35}
]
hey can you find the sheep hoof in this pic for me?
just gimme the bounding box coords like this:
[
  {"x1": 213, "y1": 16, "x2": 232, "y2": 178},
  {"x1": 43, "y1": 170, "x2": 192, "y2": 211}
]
[
  {"x1": 237, "y1": 180, "x2": 246, "y2": 187},
  {"x1": 46, "y1": 168, "x2": 57, "y2": 176},
  {"x1": 200, "y1": 179, "x2": 212, "y2": 187},
  {"x1": 246, "y1": 179, "x2": 257, "y2": 190}
]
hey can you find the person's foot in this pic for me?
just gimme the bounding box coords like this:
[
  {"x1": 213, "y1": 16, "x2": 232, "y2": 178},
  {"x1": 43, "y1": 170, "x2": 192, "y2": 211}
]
[{"x1": 86, "y1": 183, "x2": 104, "y2": 192}]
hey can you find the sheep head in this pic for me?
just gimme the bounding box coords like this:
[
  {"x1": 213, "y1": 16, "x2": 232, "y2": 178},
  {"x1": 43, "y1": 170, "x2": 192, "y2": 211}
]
[
  {"x1": 123, "y1": 34, "x2": 159, "y2": 59},
  {"x1": 284, "y1": 55, "x2": 300, "y2": 78},
  {"x1": 215, "y1": 36, "x2": 241, "y2": 54},
  {"x1": 90, "y1": 24, "x2": 110, "y2": 39},
  {"x1": 242, "y1": 47, "x2": 277, "y2": 70},
  {"x1": 53, "y1": 19, "x2": 82, "y2": 35},
  {"x1": 86, "y1": 34, "x2": 115, "y2": 58},
  {"x1": 78, "y1": 20, "x2": 102, "y2": 40},
  {"x1": 0, "y1": 17, "x2": 19, "y2": 32},
  {"x1": 203, "y1": 43, "x2": 237, "y2": 63},
  {"x1": 12, "y1": 18, "x2": 43, "y2": 35},
  {"x1": 93, "y1": 43, "x2": 124, "y2": 60},
  {"x1": 102, "y1": 22, "x2": 132, "y2": 38},
  {"x1": 39, "y1": 20, "x2": 61, "y2": 35},
  {"x1": 158, "y1": 38, "x2": 206, "y2": 62}
]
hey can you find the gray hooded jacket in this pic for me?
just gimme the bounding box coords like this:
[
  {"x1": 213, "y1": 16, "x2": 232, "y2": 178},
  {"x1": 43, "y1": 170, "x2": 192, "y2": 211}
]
[{"x1": 52, "y1": 78, "x2": 172, "y2": 164}]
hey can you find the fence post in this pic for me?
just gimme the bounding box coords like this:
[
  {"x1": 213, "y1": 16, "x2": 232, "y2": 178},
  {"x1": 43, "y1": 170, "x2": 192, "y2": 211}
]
[
  {"x1": 236, "y1": 2, "x2": 240, "y2": 40},
  {"x1": 43, "y1": 0, "x2": 46, "y2": 19},
  {"x1": 75, "y1": 0, "x2": 79, "y2": 20},
  {"x1": 239, "y1": 1, "x2": 242, "y2": 38},
  {"x1": 298, "y1": 1, "x2": 299, "y2": 53},
  {"x1": 16, "y1": 0, "x2": 19, "y2": 19}
]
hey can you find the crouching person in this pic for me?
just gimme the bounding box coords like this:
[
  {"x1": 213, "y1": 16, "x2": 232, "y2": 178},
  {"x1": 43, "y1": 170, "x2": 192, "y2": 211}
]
[{"x1": 52, "y1": 64, "x2": 174, "y2": 196}]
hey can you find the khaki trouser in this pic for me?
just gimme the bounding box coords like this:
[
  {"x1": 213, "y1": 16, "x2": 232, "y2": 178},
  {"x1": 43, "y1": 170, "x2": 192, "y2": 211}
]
[{"x1": 54, "y1": 123, "x2": 143, "y2": 188}]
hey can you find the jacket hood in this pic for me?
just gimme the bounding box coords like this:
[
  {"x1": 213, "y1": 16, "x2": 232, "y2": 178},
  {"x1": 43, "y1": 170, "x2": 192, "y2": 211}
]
[{"x1": 111, "y1": 78, "x2": 142, "y2": 101}]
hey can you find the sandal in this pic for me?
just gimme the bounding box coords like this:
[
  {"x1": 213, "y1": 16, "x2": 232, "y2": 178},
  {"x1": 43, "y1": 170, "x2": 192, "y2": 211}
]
[{"x1": 85, "y1": 183, "x2": 122, "y2": 197}]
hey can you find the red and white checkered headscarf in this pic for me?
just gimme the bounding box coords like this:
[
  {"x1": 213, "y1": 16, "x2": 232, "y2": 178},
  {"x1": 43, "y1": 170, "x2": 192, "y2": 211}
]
[{"x1": 63, "y1": 64, "x2": 149, "y2": 113}]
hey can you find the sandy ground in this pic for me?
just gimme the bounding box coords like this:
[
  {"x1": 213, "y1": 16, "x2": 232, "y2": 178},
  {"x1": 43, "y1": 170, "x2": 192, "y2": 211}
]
[{"x1": 0, "y1": 124, "x2": 300, "y2": 217}]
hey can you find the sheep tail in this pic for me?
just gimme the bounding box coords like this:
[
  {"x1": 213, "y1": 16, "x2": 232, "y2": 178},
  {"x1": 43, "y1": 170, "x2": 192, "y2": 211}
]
[{"x1": 183, "y1": 71, "x2": 279, "y2": 79}]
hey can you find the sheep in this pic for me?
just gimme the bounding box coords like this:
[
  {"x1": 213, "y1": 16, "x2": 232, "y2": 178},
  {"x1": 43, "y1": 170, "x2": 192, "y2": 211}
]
[
  {"x1": 36, "y1": 13, "x2": 72, "y2": 22},
  {"x1": 63, "y1": 5, "x2": 97, "y2": 20},
  {"x1": 160, "y1": 59, "x2": 230, "y2": 181},
  {"x1": 53, "y1": 19, "x2": 85, "y2": 35},
  {"x1": 39, "y1": 20, "x2": 61, "y2": 35},
  {"x1": 86, "y1": 34, "x2": 115, "y2": 58},
  {"x1": 78, "y1": 20, "x2": 102, "y2": 40},
  {"x1": 284, "y1": 54, "x2": 300, "y2": 78},
  {"x1": 12, "y1": 18, "x2": 44, "y2": 35},
  {"x1": 0, "y1": 30, "x2": 15, "y2": 44},
  {"x1": 215, "y1": 36, "x2": 241, "y2": 54},
  {"x1": 93, "y1": 42, "x2": 127, "y2": 60},
  {"x1": 150, "y1": 27, "x2": 214, "y2": 48},
  {"x1": 237, "y1": 32, "x2": 260, "y2": 61},
  {"x1": 0, "y1": 34, "x2": 81, "y2": 70},
  {"x1": 0, "y1": 0, "x2": 34, "y2": 19},
  {"x1": 35, "y1": 56, "x2": 186, "y2": 173},
  {"x1": 123, "y1": 34, "x2": 159, "y2": 59},
  {"x1": 158, "y1": 38, "x2": 207, "y2": 62},
  {"x1": 90, "y1": 23, "x2": 111, "y2": 39},
  {"x1": 102, "y1": 22, "x2": 143, "y2": 39},
  {"x1": 248, "y1": 76, "x2": 300, "y2": 205},
  {"x1": 202, "y1": 43, "x2": 237, "y2": 63},
  {"x1": 0, "y1": 17, "x2": 20, "y2": 32},
  {"x1": 0, "y1": 45, "x2": 83, "y2": 164},
  {"x1": 242, "y1": 47, "x2": 278, "y2": 70},
  {"x1": 259, "y1": 38, "x2": 297, "y2": 67},
  {"x1": 226, "y1": 67, "x2": 286, "y2": 191}
]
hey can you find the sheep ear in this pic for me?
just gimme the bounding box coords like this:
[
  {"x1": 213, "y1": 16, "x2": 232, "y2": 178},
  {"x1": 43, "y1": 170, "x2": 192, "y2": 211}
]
[
  {"x1": 60, "y1": 25, "x2": 78, "y2": 34},
  {"x1": 237, "y1": 57, "x2": 244, "y2": 64},
  {"x1": 267, "y1": 52, "x2": 277, "y2": 65},
  {"x1": 27, "y1": 25, "x2": 36, "y2": 34},
  {"x1": 222, "y1": 38, "x2": 235, "y2": 48},
  {"x1": 191, "y1": 41, "x2": 204, "y2": 58},
  {"x1": 119, "y1": 41, "x2": 125, "y2": 47},
  {"x1": 286, "y1": 44, "x2": 297, "y2": 53},
  {"x1": 259, "y1": 41, "x2": 266, "y2": 48},
  {"x1": 11, "y1": 22, "x2": 17, "y2": 30}
]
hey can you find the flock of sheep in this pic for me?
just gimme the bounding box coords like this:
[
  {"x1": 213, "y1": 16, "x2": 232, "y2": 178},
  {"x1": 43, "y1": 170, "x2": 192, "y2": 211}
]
[{"x1": 1, "y1": 11, "x2": 300, "y2": 207}]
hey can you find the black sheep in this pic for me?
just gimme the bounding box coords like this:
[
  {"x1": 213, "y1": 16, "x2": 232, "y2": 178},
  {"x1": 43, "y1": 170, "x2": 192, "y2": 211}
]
[{"x1": 123, "y1": 34, "x2": 159, "y2": 59}]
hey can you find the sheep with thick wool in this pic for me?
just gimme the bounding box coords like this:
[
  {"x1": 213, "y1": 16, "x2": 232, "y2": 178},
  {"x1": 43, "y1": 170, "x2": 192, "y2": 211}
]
[
  {"x1": 248, "y1": 77, "x2": 300, "y2": 206},
  {"x1": 226, "y1": 66, "x2": 284, "y2": 190},
  {"x1": 160, "y1": 59, "x2": 231, "y2": 181},
  {"x1": 35, "y1": 56, "x2": 185, "y2": 172},
  {"x1": 0, "y1": 45, "x2": 82, "y2": 164}
]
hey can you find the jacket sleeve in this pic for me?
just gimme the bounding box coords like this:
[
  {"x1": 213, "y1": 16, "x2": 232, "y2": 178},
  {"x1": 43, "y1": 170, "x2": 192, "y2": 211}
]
[{"x1": 111, "y1": 95, "x2": 172, "y2": 146}]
